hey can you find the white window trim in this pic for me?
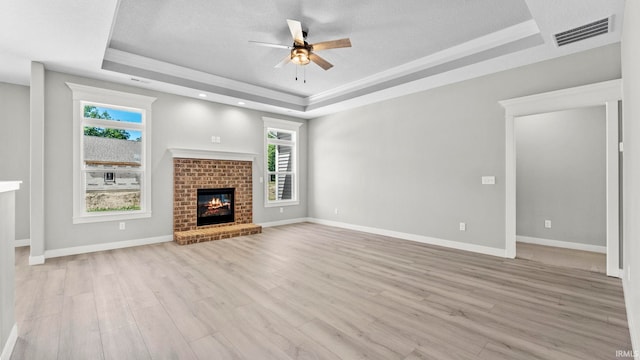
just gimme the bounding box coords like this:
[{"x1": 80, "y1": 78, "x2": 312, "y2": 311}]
[
  {"x1": 263, "y1": 117, "x2": 302, "y2": 207},
  {"x1": 67, "y1": 82, "x2": 157, "y2": 224}
]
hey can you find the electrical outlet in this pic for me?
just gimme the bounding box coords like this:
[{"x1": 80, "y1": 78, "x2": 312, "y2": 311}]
[
  {"x1": 279, "y1": 207, "x2": 284, "y2": 213},
  {"x1": 334, "y1": 208, "x2": 339, "y2": 215},
  {"x1": 544, "y1": 220, "x2": 552, "y2": 229},
  {"x1": 119, "y1": 222, "x2": 125, "y2": 230},
  {"x1": 459, "y1": 222, "x2": 466, "y2": 231}
]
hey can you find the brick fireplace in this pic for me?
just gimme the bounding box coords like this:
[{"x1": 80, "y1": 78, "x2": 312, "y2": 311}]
[{"x1": 171, "y1": 149, "x2": 261, "y2": 245}]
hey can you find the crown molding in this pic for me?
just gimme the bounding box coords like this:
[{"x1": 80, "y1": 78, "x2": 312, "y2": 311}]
[
  {"x1": 307, "y1": 20, "x2": 540, "y2": 105},
  {"x1": 102, "y1": 20, "x2": 541, "y2": 114},
  {"x1": 104, "y1": 48, "x2": 305, "y2": 106}
]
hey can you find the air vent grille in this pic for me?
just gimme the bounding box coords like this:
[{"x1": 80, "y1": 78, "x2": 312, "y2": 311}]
[{"x1": 554, "y1": 17, "x2": 610, "y2": 47}]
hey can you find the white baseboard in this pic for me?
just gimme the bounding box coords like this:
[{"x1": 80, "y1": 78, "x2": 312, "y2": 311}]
[
  {"x1": 28, "y1": 255, "x2": 45, "y2": 265},
  {"x1": 306, "y1": 218, "x2": 505, "y2": 258},
  {"x1": 0, "y1": 324, "x2": 17, "y2": 360},
  {"x1": 42, "y1": 235, "x2": 173, "y2": 260},
  {"x1": 14, "y1": 238, "x2": 29, "y2": 247},
  {"x1": 258, "y1": 218, "x2": 308, "y2": 228},
  {"x1": 44, "y1": 235, "x2": 173, "y2": 259},
  {"x1": 516, "y1": 235, "x2": 606, "y2": 253},
  {"x1": 622, "y1": 276, "x2": 640, "y2": 357}
]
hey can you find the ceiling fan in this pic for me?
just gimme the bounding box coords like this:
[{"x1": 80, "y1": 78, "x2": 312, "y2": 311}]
[{"x1": 249, "y1": 19, "x2": 352, "y2": 71}]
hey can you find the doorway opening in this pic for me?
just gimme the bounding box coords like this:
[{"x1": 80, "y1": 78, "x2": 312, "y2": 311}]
[
  {"x1": 515, "y1": 106, "x2": 607, "y2": 273},
  {"x1": 500, "y1": 79, "x2": 622, "y2": 277}
]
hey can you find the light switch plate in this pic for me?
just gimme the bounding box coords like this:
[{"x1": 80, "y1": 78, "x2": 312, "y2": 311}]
[{"x1": 481, "y1": 176, "x2": 496, "y2": 185}]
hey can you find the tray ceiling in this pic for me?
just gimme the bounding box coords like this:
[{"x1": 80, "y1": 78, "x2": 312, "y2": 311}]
[
  {"x1": 108, "y1": 0, "x2": 532, "y2": 97},
  {"x1": 0, "y1": 0, "x2": 625, "y2": 118}
]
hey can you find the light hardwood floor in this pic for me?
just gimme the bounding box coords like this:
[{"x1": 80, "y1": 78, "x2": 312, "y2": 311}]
[
  {"x1": 11, "y1": 223, "x2": 631, "y2": 359},
  {"x1": 517, "y1": 242, "x2": 607, "y2": 274}
]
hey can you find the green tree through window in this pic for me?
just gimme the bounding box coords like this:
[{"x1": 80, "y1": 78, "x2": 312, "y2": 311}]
[{"x1": 83, "y1": 106, "x2": 131, "y2": 140}]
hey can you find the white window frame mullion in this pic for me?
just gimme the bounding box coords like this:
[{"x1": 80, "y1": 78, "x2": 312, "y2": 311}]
[
  {"x1": 68, "y1": 82, "x2": 156, "y2": 224},
  {"x1": 81, "y1": 118, "x2": 144, "y2": 132},
  {"x1": 263, "y1": 117, "x2": 302, "y2": 208}
]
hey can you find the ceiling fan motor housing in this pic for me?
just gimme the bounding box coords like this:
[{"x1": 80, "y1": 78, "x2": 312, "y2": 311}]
[
  {"x1": 250, "y1": 19, "x2": 350, "y2": 70},
  {"x1": 291, "y1": 47, "x2": 311, "y2": 65}
]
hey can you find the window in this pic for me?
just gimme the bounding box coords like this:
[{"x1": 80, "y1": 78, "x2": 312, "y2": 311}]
[
  {"x1": 263, "y1": 117, "x2": 302, "y2": 207},
  {"x1": 104, "y1": 172, "x2": 115, "y2": 183},
  {"x1": 67, "y1": 83, "x2": 156, "y2": 224}
]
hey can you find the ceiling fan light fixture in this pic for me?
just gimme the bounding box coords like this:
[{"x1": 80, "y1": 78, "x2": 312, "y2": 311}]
[
  {"x1": 291, "y1": 48, "x2": 311, "y2": 65},
  {"x1": 250, "y1": 19, "x2": 350, "y2": 71}
]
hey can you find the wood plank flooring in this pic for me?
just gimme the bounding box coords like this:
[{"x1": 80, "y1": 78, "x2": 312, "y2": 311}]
[
  {"x1": 11, "y1": 223, "x2": 632, "y2": 359},
  {"x1": 517, "y1": 242, "x2": 607, "y2": 274}
]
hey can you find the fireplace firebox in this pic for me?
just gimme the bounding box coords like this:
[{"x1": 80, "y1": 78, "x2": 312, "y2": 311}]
[{"x1": 197, "y1": 188, "x2": 235, "y2": 226}]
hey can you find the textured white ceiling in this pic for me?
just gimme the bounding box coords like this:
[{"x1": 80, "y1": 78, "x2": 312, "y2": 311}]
[{"x1": 109, "y1": 0, "x2": 533, "y2": 96}]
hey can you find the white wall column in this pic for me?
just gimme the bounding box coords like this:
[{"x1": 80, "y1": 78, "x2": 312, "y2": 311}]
[{"x1": 29, "y1": 62, "x2": 45, "y2": 265}]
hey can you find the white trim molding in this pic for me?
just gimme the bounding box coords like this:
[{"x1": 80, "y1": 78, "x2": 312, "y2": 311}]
[
  {"x1": 499, "y1": 79, "x2": 622, "y2": 116},
  {"x1": 500, "y1": 79, "x2": 622, "y2": 278},
  {"x1": 28, "y1": 255, "x2": 45, "y2": 266},
  {"x1": 516, "y1": 236, "x2": 606, "y2": 254},
  {"x1": 0, "y1": 324, "x2": 17, "y2": 360},
  {"x1": 43, "y1": 235, "x2": 172, "y2": 260},
  {"x1": 307, "y1": 218, "x2": 505, "y2": 258},
  {"x1": 623, "y1": 277, "x2": 640, "y2": 358},
  {"x1": 14, "y1": 238, "x2": 30, "y2": 247},
  {"x1": 309, "y1": 20, "x2": 540, "y2": 105},
  {"x1": 168, "y1": 148, "x2": 256, "y2": 162},
  {"x1": 0, "y1": 181, "x2": 21, "y2": 193},
  {"x1": 258, "y1": 218, "x2": 308, "y2": 228},
  {"x1": 259, "y1": 218, "x2": 506, "y2": 257},
  {"x1": 67, "y1": 82, "x2": 157, "y2": 225},
  {"x1": 263, "y1": 117, "x2": 303, "y2": 208}
]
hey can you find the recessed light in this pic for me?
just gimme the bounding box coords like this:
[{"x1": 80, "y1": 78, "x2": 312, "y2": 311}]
[
  {"x1": 198, "y1": 93, "x2": 207, "y2": 98},
  {"x1": 237, "y1": 101, "x2": 246, "y2": 105}
]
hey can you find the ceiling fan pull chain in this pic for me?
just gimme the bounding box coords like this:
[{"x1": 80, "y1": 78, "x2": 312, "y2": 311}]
[
  {"x1": 304, "y1": 66, "x2": 306, "y2": 84},
  {"x1": 295, "y1": 65, "x2": 298, "y2": 81}
]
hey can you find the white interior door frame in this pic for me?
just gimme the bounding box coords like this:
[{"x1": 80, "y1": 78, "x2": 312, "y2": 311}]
[{"x1": 500, "y1": 79, "x2": 622, "y2": 278}]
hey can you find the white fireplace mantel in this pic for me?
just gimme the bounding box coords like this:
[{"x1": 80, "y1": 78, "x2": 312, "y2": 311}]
[{"x1": 168, "y1": 148, "x2": 257, "y2": 162}]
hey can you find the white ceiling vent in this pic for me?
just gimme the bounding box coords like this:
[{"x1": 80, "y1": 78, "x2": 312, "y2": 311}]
[{"x1": 554, "y1": 17, "x2": 610, "y2": 47}]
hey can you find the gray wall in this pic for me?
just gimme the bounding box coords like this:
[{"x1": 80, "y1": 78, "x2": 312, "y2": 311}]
[
  {"x1": 622, "y1": 0, "x2": 640, "y2": 348},
  {"x1": 0, "y1": 83, "x2": 30, "y2": 241},
  {"x1": 515, "y1": 107, "x2": 606, "y2": 246},
  {"x1": 42, "y1": 71, "x2": 307, "y2": 251},
  {"x1": 308, "y1": 43, "x2": 621, "y2": 250}
]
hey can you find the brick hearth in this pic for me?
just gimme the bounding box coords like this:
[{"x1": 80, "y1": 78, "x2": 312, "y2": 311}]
[{"x1": 173, "y1": 158, "x2": 261, "y2": 245}]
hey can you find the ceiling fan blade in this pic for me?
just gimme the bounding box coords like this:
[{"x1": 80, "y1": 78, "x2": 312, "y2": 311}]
[
  {"x1": 249, "y1": 40, "x2": 292, "y2": 50},
  {"x1": 274, "y1": 54, "x2": 292, "y2": 68},
  {"x1": 309, "y1": 53, "x2": 333, "y2": 70},
  {"x1": 286, "y1": 19, "x2": 305, "y2": 46},
  {"x1": 311, "y1": 38, "x2": 352, "y2": 51}
]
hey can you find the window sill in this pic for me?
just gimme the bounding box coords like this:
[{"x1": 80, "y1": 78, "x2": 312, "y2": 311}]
[
  {"x1": 73, "y1": 211, "x2": 152, "y2": 224},
  {"x1": 264, "y1": 200, "x2": 300, "y2": 208}
]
